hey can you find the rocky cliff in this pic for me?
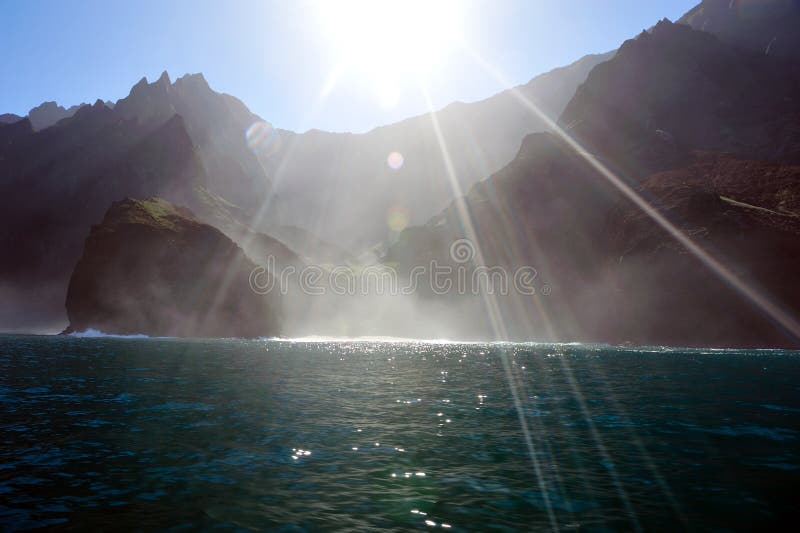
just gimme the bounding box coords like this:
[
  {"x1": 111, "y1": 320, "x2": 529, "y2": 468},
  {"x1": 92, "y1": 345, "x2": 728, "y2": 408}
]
[{"x1": 64, "y1": 198, "x2": 280, "y2": 338}]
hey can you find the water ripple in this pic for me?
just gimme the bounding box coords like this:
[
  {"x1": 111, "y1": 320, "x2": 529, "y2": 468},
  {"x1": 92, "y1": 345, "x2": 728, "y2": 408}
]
[{"x1": 0, "y1": 336, "x2": 799, "y2": 530}]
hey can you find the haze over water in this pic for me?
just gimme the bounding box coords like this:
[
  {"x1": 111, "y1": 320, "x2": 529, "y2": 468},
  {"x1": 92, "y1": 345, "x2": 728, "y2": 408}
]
[{"x1": 1, "y1": 335, "x2": 799, "y2": 530}]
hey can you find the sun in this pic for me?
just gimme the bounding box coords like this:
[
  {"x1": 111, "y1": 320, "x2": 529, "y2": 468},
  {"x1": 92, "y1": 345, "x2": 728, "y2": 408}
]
[{"x1": 316, "y1": 0, "x2": 463, "y2": 106}]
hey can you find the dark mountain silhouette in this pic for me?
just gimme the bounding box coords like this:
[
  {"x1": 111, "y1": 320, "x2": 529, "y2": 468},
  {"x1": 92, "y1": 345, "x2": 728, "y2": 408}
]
[
  {"x1": 0, "y1": 113, "x2": 22, "y2": 124},
  {"x1": 64, "y1": 198, "x2": 280, "y2": 337},
  {"x1": 387, "y1": 19, "x2": 800, "y2": 348}
]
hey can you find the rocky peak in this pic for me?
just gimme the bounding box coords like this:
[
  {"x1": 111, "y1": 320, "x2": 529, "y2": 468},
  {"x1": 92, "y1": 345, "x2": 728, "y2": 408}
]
[
  {"x1": 156, "y1": 70, "x2": 171, "y2": 86},
  {"x1": 28, "y1": 100, "x2": 86, "y2": 131},
  {"x1": 174, "y1": 72, "x2": 209, "y2": 91},
  {"x1": 115, "y1": 72, "x2": 175, "y2": 123},
  {"x1": 619, "y1": 17, "x2": 714, "y2": 57},
  {"x1": 131, "y1": 76, "x2": 149, "y2": 91},
  {"x1": 71, "y1": 99, "x2": 112, "y2": 122},
  {"x1": 30, "y1": 101, "x2": 62, "y2": 113}
]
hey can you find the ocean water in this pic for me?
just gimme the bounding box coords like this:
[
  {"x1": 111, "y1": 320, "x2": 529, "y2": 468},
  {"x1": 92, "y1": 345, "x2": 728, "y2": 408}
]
[{"x1": 1, "y1": 336, "x2": 799, "y2": 531}]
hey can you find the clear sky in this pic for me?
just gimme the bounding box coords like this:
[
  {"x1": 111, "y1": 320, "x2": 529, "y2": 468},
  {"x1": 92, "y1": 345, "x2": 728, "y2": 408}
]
[{"x1": 1, "y1": 0, "x2": 697, "y2": 133}]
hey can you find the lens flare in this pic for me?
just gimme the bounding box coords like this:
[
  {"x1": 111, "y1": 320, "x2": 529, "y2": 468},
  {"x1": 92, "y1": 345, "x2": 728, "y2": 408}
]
[
  {"x1": 387, "y1": 206, "x2": 409, "y2": 232},
  {"x1": 387, "y1": 151, "x2": 404, "y2": 170},
  {"x1": 245, "y1": 121, "x2": 281, "y2": 156}
]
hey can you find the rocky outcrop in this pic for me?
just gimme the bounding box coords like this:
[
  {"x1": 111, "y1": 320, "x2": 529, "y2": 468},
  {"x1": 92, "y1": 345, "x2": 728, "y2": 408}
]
[{"x1": 64, "y1": 198, "x2": 280, "y2": 337}]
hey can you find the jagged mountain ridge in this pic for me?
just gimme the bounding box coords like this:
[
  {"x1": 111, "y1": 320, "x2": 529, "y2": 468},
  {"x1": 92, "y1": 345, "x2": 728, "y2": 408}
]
[
  {"x1": 112, "y1": 71, "x2": 274, "y2": 210},
  {"x1": 1, "y1": 100, "x2": 116, "y2": 131}
]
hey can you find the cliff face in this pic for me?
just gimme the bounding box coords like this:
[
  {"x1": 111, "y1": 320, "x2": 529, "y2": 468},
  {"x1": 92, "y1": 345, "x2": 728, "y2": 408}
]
[
  {"x1": 560, "y1": 19, "x2": 800, "y2": 176},
  {"x1": 387, "y1": 20, "x2": 800, "y2": 348},
  {"x1": 64, "y1": 198, "x2": 280, "y2": 338},
  {"x1": 601, "y1": 154, "x2": 800, "y2": 347}
]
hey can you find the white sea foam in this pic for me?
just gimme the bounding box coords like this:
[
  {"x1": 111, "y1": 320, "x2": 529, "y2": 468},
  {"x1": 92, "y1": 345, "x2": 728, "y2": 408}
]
[
  {"x1": 68, "y1": 328, "x2": 151, "y2": 339},
  {"x1": 258, "y1": 335, "x2": 486, "y2": 345}
]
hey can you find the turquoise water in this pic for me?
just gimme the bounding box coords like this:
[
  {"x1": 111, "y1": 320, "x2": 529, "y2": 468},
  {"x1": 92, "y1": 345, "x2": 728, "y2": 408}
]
[{"x1": 1, "y1": 335, "x2": 799, "y2": 531}]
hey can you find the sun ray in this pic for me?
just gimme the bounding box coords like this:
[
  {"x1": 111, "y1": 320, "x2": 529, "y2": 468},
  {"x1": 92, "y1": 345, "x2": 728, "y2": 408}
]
[{"x1": 418, "y1": 81, "x2": 562, "y2": 531}]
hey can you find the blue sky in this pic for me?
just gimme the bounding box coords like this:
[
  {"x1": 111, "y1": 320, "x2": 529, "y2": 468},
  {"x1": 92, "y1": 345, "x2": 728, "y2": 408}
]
[{"x1": 1, "y1": 0, "x2": 697, "y2": 133}]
